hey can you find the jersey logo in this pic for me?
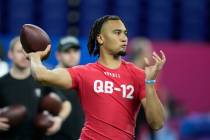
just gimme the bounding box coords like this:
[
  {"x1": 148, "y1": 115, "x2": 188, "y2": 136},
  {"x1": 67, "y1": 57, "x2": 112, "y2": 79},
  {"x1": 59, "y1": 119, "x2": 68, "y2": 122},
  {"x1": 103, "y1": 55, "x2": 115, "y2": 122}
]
[
  {"x1": 93, "y1": 80, "x2": 134, "y2": 99},
  {"x1": 104, "y1": 72, "x2": 120, "y2": 78}
]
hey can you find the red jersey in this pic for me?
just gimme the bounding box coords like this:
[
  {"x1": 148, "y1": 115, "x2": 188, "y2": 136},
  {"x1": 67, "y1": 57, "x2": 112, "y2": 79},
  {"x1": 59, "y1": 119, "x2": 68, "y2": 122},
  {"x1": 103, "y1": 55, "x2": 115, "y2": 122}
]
[{"x1": 67, "y1": 60, "x2": 146, "y2": 140}]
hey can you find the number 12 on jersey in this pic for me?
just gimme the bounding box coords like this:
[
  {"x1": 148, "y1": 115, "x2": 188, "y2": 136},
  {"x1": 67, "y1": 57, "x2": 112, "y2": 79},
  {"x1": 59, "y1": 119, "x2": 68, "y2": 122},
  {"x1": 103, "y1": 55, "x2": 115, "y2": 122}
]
[
  {"x1": 94, "y1": 80, "x2": 134, "y2": 99},
  {"x1": 120, "y1": 84, "x2": 134, "y2": 99}
]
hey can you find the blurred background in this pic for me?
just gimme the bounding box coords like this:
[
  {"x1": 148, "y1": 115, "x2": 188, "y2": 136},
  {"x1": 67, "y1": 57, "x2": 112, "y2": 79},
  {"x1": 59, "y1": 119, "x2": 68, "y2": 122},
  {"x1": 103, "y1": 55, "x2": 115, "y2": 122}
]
[{"x1": 0, "y1": 0, "x2": 210, "y2": 139}]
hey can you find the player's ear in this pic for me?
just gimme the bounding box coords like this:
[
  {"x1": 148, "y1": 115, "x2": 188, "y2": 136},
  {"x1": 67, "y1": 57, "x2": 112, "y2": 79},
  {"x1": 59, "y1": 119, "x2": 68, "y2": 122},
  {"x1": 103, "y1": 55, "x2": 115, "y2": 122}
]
[{"x1": 97, "y1": 34, "x2": 103, "y2": 45}]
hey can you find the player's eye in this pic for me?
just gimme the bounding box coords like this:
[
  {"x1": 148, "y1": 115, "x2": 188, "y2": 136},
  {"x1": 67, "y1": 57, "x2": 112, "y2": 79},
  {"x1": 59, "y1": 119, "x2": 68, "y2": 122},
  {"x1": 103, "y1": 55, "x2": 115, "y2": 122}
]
[
  {"x1": 124, "y1": 31, "x2": 128, "y2": 36},
  {"x1": 114, "y1": 30, "x2": 121, "y2": 35}
]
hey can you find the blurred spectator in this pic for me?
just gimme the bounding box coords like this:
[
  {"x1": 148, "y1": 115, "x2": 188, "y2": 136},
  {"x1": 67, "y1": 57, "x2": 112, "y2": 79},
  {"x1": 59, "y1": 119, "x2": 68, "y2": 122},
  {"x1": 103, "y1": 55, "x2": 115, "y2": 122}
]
[
  {"x1": 0, "y1": 36, "x2": 71, "y2": 140},
  {"x1": 51, "y1": 36, "x2": 84, "y2": 140},
  {"x1": 128, "y1": 37, "x2": 153, "y2": 69},
  {"x1": 128, "y1": 37, "x2": 177, "y2": 140},
  {"x1": 128, "y1": 37, "x2": 156, "y2": 140},
  {"x1": 0, "y1": 42, "x2": 9, "y2": 77}
]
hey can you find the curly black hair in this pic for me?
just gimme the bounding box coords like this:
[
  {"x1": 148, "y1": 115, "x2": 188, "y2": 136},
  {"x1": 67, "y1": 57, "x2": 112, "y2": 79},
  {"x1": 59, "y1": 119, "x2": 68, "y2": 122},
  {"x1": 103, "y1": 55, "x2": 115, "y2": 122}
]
[{"x1": 87, "y1": 15, "x2": 121, "y2": 56}]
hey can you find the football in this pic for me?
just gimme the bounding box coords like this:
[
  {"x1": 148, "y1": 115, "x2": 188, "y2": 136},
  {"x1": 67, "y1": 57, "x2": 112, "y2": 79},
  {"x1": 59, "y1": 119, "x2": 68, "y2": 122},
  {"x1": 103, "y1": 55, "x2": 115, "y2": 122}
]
[
  {"x1": 34, "y1": 111, "x2": 53, "y2": 134},
  {"x1": 0, "y1": 105, "x2": 27, "y2": 127},
  {"x1": 20, "y1": 24, "x2": 51, "y2": 59},
  {"x1": 40, "y1": 93, "x2": 62, "y2": 115}
]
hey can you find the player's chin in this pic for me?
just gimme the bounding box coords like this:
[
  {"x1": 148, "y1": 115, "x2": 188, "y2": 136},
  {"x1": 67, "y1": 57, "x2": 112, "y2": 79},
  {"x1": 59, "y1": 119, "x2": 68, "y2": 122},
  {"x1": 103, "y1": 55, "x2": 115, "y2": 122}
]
[
  {"x1": 116, "y1": 51, "x2": 126, "y2": 56},
  {"x1": 17, "y1": 62, "x2": 30, "y2": 69},
  {"x1": 17, "y1": 65, "x2": 29, "y2": 70}
]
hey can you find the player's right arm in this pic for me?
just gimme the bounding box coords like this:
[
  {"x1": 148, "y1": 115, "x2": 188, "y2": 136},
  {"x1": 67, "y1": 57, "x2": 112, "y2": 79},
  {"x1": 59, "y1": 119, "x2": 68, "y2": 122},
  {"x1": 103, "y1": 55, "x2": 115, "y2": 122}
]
[{"x1": 26, "y1": 45, "x2": 72, "y2": 89}]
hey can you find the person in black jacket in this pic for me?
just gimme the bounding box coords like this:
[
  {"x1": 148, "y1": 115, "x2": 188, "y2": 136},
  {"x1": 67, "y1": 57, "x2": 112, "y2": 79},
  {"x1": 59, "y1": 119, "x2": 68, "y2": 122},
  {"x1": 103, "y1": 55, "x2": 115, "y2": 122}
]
[{"x1": 0, "y1": 36, "x2": 71, "y2": 140}]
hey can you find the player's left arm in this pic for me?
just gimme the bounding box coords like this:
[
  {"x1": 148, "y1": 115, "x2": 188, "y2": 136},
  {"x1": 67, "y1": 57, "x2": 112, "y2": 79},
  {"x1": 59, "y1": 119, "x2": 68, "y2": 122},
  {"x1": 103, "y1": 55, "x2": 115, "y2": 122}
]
[{"x1": 141, "y1": 50, "x2": 166, "y2": 131}]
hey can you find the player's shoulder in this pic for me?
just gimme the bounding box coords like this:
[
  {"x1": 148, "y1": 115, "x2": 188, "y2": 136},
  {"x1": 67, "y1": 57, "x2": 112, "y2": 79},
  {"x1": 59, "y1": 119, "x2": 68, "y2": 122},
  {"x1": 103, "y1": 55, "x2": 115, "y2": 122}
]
[
  {"x1": 0, "y1": 72, "x2": 10, "y2": 81},
  {"x1": 70, "y1": 62, "x2": 97, "y2": 71},
  {"x1": 0, "y1": 73, "x2": 11, "y2": 85},
  {"x1": 122, "y1": 60, "x2": 145, "y2": 74}
]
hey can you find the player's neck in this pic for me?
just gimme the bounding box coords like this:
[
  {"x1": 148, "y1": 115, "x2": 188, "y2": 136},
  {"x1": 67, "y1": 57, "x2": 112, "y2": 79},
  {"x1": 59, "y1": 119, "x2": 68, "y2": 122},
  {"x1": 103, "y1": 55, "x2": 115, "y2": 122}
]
[
  {"x1": 10, "y1": 66, "x2": 30, "y2": 80},
  {"x1": 98, "y1": 52, "x2": 122, "y2": 69}
]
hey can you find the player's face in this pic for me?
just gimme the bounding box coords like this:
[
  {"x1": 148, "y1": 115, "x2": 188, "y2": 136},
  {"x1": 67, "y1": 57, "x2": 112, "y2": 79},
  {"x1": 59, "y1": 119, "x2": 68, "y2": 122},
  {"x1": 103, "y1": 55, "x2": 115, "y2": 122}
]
[
  {"x1": 57, "y1": 48, "x2": 81, "y2": 67},
  {"x1": 99, "y1": 20, "x2": 128, "y2": 56},
  {"x1": 10, "y1": 41, "x2": 29, "y2": 69}
]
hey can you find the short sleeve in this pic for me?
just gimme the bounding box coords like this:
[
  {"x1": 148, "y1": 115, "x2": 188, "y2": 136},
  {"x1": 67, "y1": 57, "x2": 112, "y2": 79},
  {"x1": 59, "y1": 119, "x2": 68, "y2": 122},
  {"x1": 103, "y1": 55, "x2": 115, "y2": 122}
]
[
  {"x1": 139, "y1": 72, "x2": 146, "y2": 100},
  {"x1": 130, "y1": 63, "x2": 146, "y2": 100},
  {"x1": 67, "y1": 66, "x2": 83, "y2": 89}
]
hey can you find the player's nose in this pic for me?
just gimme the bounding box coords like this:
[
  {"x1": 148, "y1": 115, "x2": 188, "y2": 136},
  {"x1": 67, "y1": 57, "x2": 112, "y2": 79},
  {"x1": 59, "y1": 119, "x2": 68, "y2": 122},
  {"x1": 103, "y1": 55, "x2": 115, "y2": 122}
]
[{"x1": 120, "y1": 34, "x2": 128, "y2": 43}]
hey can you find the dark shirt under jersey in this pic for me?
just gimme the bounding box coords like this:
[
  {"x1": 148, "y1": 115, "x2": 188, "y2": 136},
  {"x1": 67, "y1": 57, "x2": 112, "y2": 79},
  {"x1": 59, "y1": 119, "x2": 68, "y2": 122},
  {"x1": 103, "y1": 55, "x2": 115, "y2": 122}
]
[
  {"x1": 0, "y1": 73, "x2": 55, "y2": 140},
  {"x1": 52, "y1": 88, "x2": 84, "y2": 140}
]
